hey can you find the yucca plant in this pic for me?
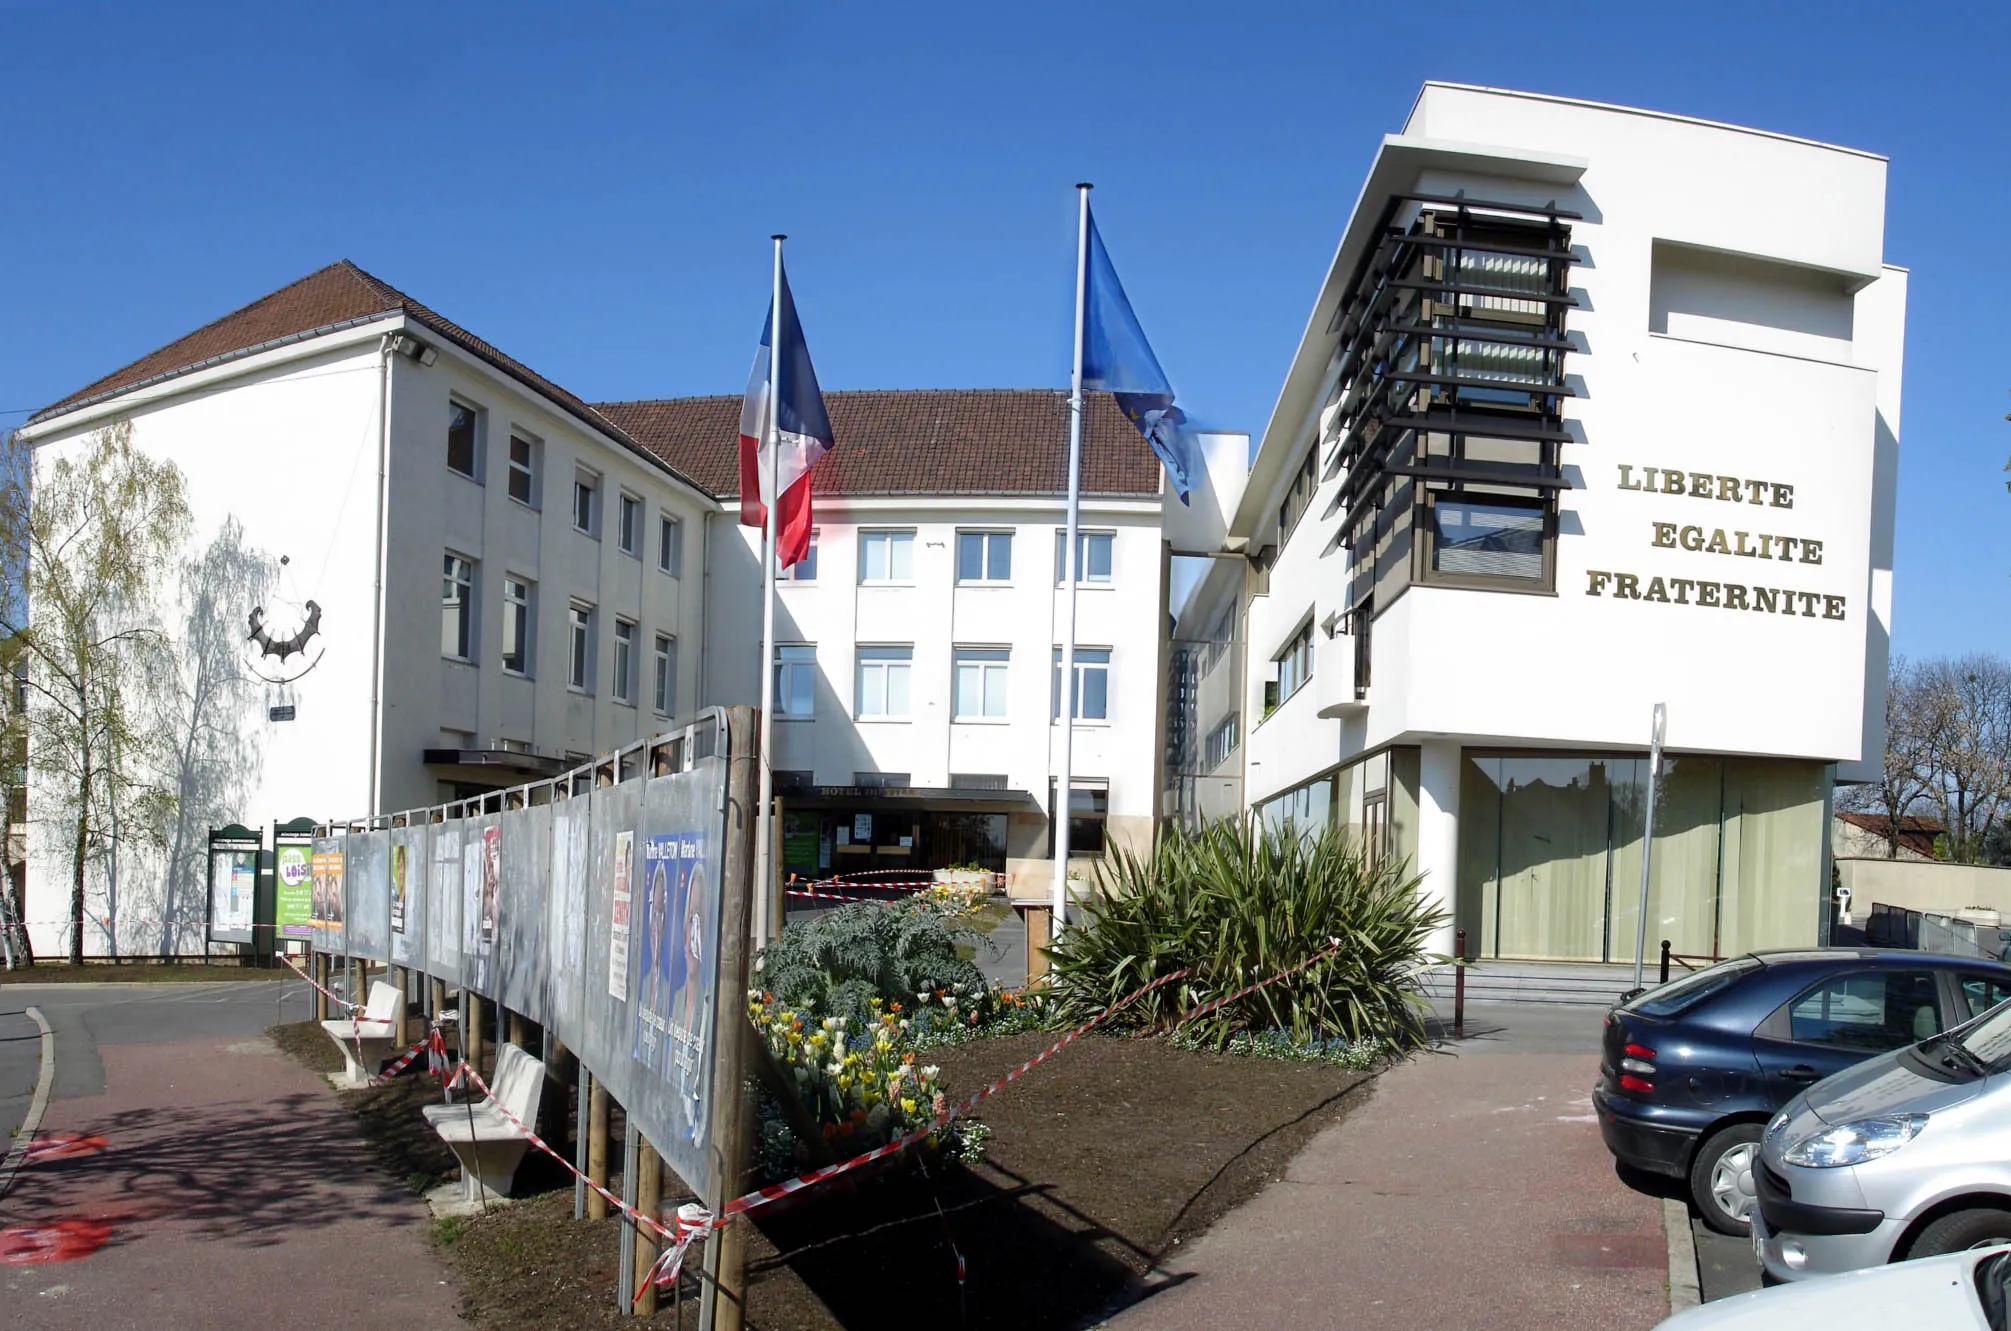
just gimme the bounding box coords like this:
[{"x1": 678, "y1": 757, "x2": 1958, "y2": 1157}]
[{"x1": 1045, "y1": 816, "x2": 1445, "y2": 1049}]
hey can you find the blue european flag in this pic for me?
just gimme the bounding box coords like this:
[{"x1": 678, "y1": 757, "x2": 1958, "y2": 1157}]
[{"x1": 1082, "y1": 208, "x2": 1200, "y2": 503}]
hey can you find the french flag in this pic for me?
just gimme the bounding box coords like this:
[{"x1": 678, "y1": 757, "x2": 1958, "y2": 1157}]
[{"x1": 738, "y1": 262, "x2": 832, "y2": 569}]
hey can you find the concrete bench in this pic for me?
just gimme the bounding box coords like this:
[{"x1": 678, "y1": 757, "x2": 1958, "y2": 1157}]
[
  {"x1": 423, "y1": 1042, "x2": 545, "y2": 1203},
  {"x1": 320, "y1": 980, "x2": 403, "y2": 1087}
]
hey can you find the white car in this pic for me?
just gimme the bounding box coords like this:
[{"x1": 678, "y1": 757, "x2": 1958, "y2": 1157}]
[{"x1": 1657, "y1": 1244, "x2": 2010, "y2": 1328}]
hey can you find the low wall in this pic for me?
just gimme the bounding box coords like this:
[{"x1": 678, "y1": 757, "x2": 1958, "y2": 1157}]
[{"x1": 1837, "y1": 857, "x2": 2011, "y2": 918}]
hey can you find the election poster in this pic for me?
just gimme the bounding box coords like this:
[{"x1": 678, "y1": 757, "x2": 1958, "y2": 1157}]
[{"x1": 608, "y1": 829, "x2": 633, "y2": 1002}]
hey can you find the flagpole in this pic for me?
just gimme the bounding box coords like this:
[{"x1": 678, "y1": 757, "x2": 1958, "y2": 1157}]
[
  {"x1": 1054, "y1": 183, "x2": 1091, "y2": 934},
  {"x1": 755, "y1": 233, "x2": 785, "y2": 951}
]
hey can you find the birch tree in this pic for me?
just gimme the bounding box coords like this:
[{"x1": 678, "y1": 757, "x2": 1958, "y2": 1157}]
[{"x1": 0, "y1": 421, "x2": 190, "y2": 963}]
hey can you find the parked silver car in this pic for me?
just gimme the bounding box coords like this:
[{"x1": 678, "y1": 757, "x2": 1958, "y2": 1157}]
[{"x1": 1756, "y1": 991, "x2": 2011, "y2": 1281}]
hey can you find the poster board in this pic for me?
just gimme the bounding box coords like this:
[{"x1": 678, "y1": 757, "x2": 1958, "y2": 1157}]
[
  {"x1": 310, "y1": 836, "x2": 346, "y2": 953},
  {"x1": 460, "y1": 813, "x2": 500, "y2": 997},
  {"x1": 496, "y1": 804, "x2": 551, "y2": 1024},
  {"x1": 629, "y1": 759, "x2": 728, "y2": 1193},
  {"x1": 206, "y1": 827, "x2": 262, "y2": 946},
  {"x1": 580, "y1": 780, "x2": 642, "y2": 1117},
  {"x1": 426, "y1": 821, "x2": 463, "y2": 985},
  {"x1": 546, "y1": 797, "x2": 592, "y2": 1057},
  {"x1": 344, "y1": 830, "x2": 391, "y2": 964},
  {"x1": 389, "y1": 824, "x2": 428, "y2": 968},
  {"x1": 273, "y1": 832, "x2": 315, "y2": 943}
]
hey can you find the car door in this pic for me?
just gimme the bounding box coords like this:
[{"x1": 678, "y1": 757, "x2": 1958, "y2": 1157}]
[{"x1": 1749, "y1": 967, "x2": 1946, "y2": 1106}]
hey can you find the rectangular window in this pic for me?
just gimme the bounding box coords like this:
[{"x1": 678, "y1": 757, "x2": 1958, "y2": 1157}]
[
  {"x1": 950, "y1": 773, "x2": 1009, "y2": 790},
  {"x1": 783, "y1": 530, "x2": 819, "y2": 581},
  {"x1": 612, "y1": 618, "x2": 636, "y2": 703},
  {"x1": 447, "y1": 401, "x2": 482, "y2": 478},
  {"x1": 572, "y1": 471, "x2": 599, "y2": 536},
  {"x1": 653, "y1": 633, "x2": 676, "y2": 714},
  {"x1": 618, "y1": 493, "x2": 642, "y2": 556},
  {"x1": 1047, "y1": 781, "x2": 1109, "y2": 857},
  {"x1": 855, "y1": 645, "x2": 913, "y2": 719},
  {"x1": 956, "y1": 531, "x2": 1013, "y2": 583},
  {"x1": 1279, "y1": 447, "x2": 1318, "y2": 543},
  {"x1": 1788, "y1": 970, "x2": 1942, "y2": 1053},
  {"x1": 1054, "y1": 530, "x2": 1114, "y2": 584},
  {"x1": 855, "y1": 771, "x2": 912, "y2": 789},
  {"x1": 658, "y1": 514, "x2": 682, "y2": 575},
  {"x1": 1205, "y1": 714, "x2": 1241, "y2": 770},
  {"x1": 775, "y1": 644, "x2": 817, "y2": 717},
  {"x1": 442, "y1": 554, "x2": 475, "y2": 660},
  {"x1": 502, "y1": 576, "x2": 533, "y2": 674},
  {"x1": 1427, "y1": 498, "x2": 1546, "y2": 582},
  {"x1": 568, "y1": 602, "x2": 594, "y2": 691},
  {"x1": 953, "y1": 648, "x2": 1010, "y2": 720},
  {"x1": 1051, "y1": 647, "x2": 1110, "y2": 721},
  {"x1": 1274, "y1": 623, "x2": 1313, "y2": 703},
  {"x1": 506, "y1": 433, "x2": 537, "y2": 506},
  {"x1": 858, "y1": 530, "x2": 915, "y2": 584}
]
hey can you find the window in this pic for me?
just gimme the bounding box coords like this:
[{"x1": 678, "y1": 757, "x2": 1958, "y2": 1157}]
[
  {"x1": 953, "y1": 648, "x2": 1009, "y2": 720},
  {"x1": 1205, "y1": 714, "x2": 1240, "y2": 771},
  {"x1": 618, "y1": 493, "x2": 642, "y2": 556},
  {"x1": 653, "y1": 633, "x2": 677, "y2": 714},
  {"x1": 950, "y1": 773, "x2": 1009, "y2": 790},
  {"x1": 1047, "y1": 781, "x2": 1109, "y2": 857},
  {"x1": 855, "y1": 771, "x2": 912, "y2": 789},
  {"x1": 1964, "y1": 974, "x2": 2011, "y2": 1021},
  {"x1": 502, "y1": 576, "x2": 533, "y2": 674},
  {"x1": 612, "y1": 618, "x2": 637, "y2": 703},
  {"x1": 1051, "y1": 647, "x2": 1110, "y2": 721},
  {"x1": 658, "y1": 514, "x2": 682, "y2": 575},
  {"x1": 1426, "y1": 497, "x2": 1547, "y2": 583},
  {"x1": 506, "y1": 433, "x2": 537, "y2": 506},
  {"x1": 858, "y1": 530, "x2": 915, "y2": 583},
  {"x1": 447, "y1": 400, "x2": 482, "y2": 478},
  {"x1": 1279, "y1": 447, "x2": 1318, "y2": 543},
  {"x1": 572, "y1": 471, "x2": 599, "y2": 535},
  {"x1": 1274, "y1": 623, "x2": 1313, "y2": 705},
  {"x1": 442, "y1": 554, "x2": 475, "y2": 660},
  {"x1": 568, "y1": 603, "x2": 594, "y2": 691},
  {"x1": 856, "y1": 645, "x2": 912, "y2": 719},
  {"x1": 1202, "y1": 604, "x2": 1235, "y2": 674},
  {"x1": 1786, "y1": 970, "x2": 1942, "y2": 1053},
  {"x1": 773, "y1": 770, "x2": 814, "y2": 794},
  {"x1": 775, "y1": 644, "x2": 817, "y2": 717},
  {"x1": 1054, "y1": 530, "x2": 1114, "y2": 584},
  {"x1": 957, "y1": 531, "x2": 1013, "y2": 583},
  {"x1": 782, "y1": 531, "x2": 819, "y2": 581}
]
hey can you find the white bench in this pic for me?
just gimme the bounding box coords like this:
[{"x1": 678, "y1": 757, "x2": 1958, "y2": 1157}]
[
  {"x1": 423, "y1": 1043, "x2": 545, "y2": 1203},
  {"x1": 320, "y1": 980, "x2": 404, "y2": 1087}
]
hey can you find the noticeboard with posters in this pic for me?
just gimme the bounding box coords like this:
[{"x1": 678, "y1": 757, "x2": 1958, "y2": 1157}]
[
  {"x1": 310, "y1": 837, "x2": 345, "y2": 951},
  {"x1": 207, "y1": 827, "x2": 262, "y2": 946}
]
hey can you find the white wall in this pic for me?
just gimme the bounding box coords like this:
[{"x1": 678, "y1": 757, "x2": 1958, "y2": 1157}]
[
  {"x1": 376, "y1": 340, "x2": 714, "y2": 814},
  {"x1": 22, "y1": 334, "x2": 389, "y2": 955}
]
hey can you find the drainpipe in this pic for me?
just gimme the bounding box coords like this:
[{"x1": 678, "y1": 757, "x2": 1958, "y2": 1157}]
[{"x1": 367, "y1": 332, "x2": 394, "y2": 815}]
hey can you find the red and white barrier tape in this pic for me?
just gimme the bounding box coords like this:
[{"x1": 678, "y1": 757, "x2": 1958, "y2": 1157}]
[
  {"x1": 784, "y1": 888, "x2": 874, "y2": 904},
  {"x1": 278, "y1": 952, "x2": 359, "y2": 1016}
]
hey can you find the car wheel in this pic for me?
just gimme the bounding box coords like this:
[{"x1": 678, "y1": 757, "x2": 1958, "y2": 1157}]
[
  {"x1": 1907, "y1": 1208, "x2": 2011, "y2": 1260},
  {"x1": 1690, "y1": 1123, "x2": 1763, "y2": 1237}
]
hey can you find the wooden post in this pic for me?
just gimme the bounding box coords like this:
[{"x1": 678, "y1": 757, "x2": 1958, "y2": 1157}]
[
  {"x1": 587, "y1": 1077, "x2": 610, "y2": 1220},
  {"x1": 508, "y1": 1008, "x2": 530, "y2": 1051},
  {"x1": 633, "y1": 1136, "x2": 662, "y2": 1316},
  {"x1": 701, "y1": 705, "x2": 760, "y2": 1331},
  {"x1": 430, "y1": 976, "x2": 446, "y2": 1022},
  {"x1": 1023, "y1": 905, "x2": 1053, "y2": 984},
  {"x1": 313, "y1": 953, "x2": 330, "y2": 1022},
  {"x1": 542, "y1": 1035, "x2": 574, "y2": 1152},
  {"x1": 392, "y1": 966, "x2": 408, "y2": 1047},
  {"x1": 464, "y1": 991, "x2": 483, "y2": 1073}
]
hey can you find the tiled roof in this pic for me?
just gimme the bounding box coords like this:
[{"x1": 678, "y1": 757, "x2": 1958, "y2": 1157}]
[
  {"x1": 594, "y1": 389, "x2": 1163, "y2": 499},
  {"x1": 27, "y1": 261, "x2": 709, "y2": 496},
  {"x1": 1835, "y1": 811, "x2": 1945, "y2": 858}
]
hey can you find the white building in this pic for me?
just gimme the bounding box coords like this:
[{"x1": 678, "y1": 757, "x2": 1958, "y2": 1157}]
[
  {"x1": 1227, "y1": 84, "x2": 1904, "y2": 963},
  {"x1": 14, "y1": 262, "x2": 1228, "y2": 953},
  {"x1": 16, "y1": 261, "x2": 715, "y2": 956},
  {"x1": 600, "y1": 390, "x2": 1183, "y2": 901}
]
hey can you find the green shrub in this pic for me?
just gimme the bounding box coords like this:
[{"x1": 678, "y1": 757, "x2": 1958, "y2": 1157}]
[
  {"x1": 1046, "y1": 816, "x2": 1445, "y2": 1049},
  {"x1": 758, "y1": 899, "x2": 986, "y2": 1028}
]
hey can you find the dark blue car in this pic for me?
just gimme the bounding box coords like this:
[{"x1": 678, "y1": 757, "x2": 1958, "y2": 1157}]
[{"x1": 1595, "y1": 949, "x2": 2011, "y2": 1236}]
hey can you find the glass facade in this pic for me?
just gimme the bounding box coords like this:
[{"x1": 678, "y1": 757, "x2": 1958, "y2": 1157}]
[{"x1": 1458, "y1": 752, "x2": 1826, "y2": 962}]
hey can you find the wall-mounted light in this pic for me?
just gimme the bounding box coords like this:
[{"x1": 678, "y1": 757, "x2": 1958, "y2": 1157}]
[{"x1": 390, "y1": 333, "x2": 438, "y2": 366}]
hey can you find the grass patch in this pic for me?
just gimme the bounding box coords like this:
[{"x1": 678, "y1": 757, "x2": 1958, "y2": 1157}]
[
  {"x1": 2, "y1": 961, "x2": 292, "y2": 985},
  {"x1": 433, "y1": 1215, "x2": 469, "y2": 1247}
]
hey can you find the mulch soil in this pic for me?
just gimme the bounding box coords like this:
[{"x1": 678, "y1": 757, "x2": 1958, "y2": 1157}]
[
  {"x1": 3, "y1": 960, "x2": 294, "y2": 984},
  {"x1": 272, "y1": 1020, "x2": 1373, "y2": 1329}
]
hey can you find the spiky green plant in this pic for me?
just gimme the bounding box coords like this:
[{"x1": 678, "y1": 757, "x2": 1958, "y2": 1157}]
[
  {"x1": 757, "y1": 899, "x2": 986, "y2": 1029},
  {"x1": 1045, "y1": 816, "x2": 1445, "y2": 1049}
]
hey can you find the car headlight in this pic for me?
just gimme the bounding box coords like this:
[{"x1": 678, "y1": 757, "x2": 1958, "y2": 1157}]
[{"x1": 1782, "y1": 1113, "x2": 1929, "y2": 1169}]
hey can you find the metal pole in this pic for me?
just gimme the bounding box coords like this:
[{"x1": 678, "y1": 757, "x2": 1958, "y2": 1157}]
[
  {"x1": 1053, "y1": 183, "x2": 1092, "y2": 935},
  {"x1": 1631, "y1": 702, "x2": 1667, "y2": 992},
  {"x1": 753, "y1": 236, "x2": 784, "y2": 954},
  {"x1": 1453, "y1": 926, "x2": 1466, "y2": 1040}
]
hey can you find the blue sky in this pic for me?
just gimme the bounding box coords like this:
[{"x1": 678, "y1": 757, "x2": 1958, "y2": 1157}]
[{"x1": 1, "y1": 2, "x2": 2004, "y2": 660}]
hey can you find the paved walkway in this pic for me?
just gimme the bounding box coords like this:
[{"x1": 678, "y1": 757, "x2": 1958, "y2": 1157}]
[
  {"x1": 1113, "y1": 1003, "x2": 1669, "y2": 1331},
  {"x1": 0, "y1": 982, "x2": 462, "y2": 1330}
]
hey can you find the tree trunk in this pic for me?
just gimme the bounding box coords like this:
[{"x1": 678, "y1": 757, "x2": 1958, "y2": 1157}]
[{"x1": 69, "y1": 804, "x2": 87, "y2": 966}]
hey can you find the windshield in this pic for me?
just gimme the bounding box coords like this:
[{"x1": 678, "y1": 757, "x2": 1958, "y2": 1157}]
[
  {"x1": 1621, "y1": 957, "x2": 1763, "y2": 1018},
  {"x1": 1955, "y1": 997, "x2": 2011, "y2": 1076}
]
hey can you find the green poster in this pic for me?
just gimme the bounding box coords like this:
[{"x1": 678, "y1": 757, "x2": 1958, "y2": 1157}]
[
  {"x1": 782, "y1": 813, "x2": 819, "y2": 876},
  {"x1": 274, "y1": 840, "x2": 314, "y2": 939}
]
